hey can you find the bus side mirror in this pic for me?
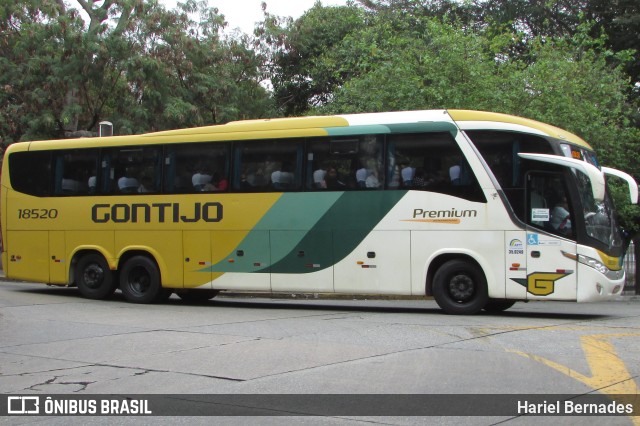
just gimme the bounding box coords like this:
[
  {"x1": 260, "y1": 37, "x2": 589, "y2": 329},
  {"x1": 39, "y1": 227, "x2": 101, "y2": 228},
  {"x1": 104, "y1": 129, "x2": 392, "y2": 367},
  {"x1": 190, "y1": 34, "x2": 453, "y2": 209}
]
[
  {"x1": 601, "y1": 167, "x2": 639, "y2": 204},
  {"x1": 518, "y1": 153, "x2": 605, "y2": 202}
]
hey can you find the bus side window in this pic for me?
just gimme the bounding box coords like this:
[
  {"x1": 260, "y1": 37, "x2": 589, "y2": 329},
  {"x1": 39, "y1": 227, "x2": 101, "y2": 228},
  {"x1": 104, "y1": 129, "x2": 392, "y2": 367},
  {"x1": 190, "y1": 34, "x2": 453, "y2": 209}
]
[
  {"x1": 526, "y1": 172, "x2": 575, "y2": 240},
  {"x1": 102, "y1": 146, "x2": 162, "y2": 195},
  {"x1": 234, "y1": 139, "x2": 303, "y2": 192},
  {"x1": 53, "y1": 149, "x2": 98, "y2": 196},
  {"x1": 387, "y1": 132, "x2": 485, "y2": 202},
  {"x1": 307, "y1": 135, "x2": 382, "y2": 191},
  {"x1": 165, "y1": 142, "x2": 230, "y2": 194},
  {"x1": 8, "y1": 151, "x2": 53, "y2": 197}
]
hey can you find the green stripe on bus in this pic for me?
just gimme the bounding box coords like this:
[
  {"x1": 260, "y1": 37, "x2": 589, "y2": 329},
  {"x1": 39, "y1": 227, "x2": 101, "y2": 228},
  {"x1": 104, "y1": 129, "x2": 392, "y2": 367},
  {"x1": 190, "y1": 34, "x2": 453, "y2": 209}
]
[
  {"x1": 269, "y1": 191, "x2": 406, "y2": 273},
  {"x1": 325, "y1": 125, "x2": 390, "y2": 136},
  {"x1": 386, "y1": 122, "x2": 458, "y2": 134},
  {"x1": 206, "y1": 191, "x2": 406, "y2": 274},
  {"x1": 324, "y1": 122, "x2": 457, "y2": 137},
  {"x1": 207, "y1": 192, "x2": 342, "y2": 273}
]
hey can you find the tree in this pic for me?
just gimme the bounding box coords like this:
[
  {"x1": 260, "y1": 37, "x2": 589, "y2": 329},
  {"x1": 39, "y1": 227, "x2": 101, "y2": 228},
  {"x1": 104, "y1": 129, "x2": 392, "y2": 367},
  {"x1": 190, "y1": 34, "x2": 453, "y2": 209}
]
[
  {"x1": 257, "y1": 2, "x2": 366, "y2": 116},
  {"x1": 1, "y1": 0, "x2": 88, "y2": 141},
  {"x1": 473, "y1": 0, "x2": 640, "y2": 99},
  {"x1": 0, "y1": 0, "x2": 274, "y2": 142},
  {"x1": 115, "y1": 0, "x2": 273, "y2": 133}
]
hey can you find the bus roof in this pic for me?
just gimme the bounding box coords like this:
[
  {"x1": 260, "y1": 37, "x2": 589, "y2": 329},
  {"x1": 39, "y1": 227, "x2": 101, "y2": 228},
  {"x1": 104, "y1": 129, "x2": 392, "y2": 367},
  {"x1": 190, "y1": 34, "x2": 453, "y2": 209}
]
[
  {"x1": 448, "y1": 110, "x2": 592, "y2": 149},
  {"x1": 16, "y1": 109, "x2": 592, "y2": 150}
]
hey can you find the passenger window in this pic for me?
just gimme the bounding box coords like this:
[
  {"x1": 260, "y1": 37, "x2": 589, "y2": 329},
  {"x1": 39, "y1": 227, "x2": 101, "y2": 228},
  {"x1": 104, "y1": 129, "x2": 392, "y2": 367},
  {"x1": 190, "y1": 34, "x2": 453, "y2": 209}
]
[
  {"x1": 100, "y1": 146, "x2": 162, "y2": 195},
  {"x1": 233, "y1": 139, "x2": 303, "y2": 192},
  {"x1": 164, "y1": 142, "x2": 230, "y2": 193},
  {"x1": 53, "y1": 149, "x2": 99, "y2": 196},
  {"x1": 465, "y1": 131, "x2": 554, "y2": 190},
  {"x1": 307, "y1": 135, "x2": 384, "y2": 190},
  {"x1": 387, "y1": 132, "x2": 485, "y2": 202},
  {"x1": 526, "y1": 172, "x2": 575, "y2": 240},
  {"x1": 8, "y1": 151, "x2": 53, "y2": 197},
  {"x1": 465, "y1": 130, "x2": 555, "y2": 213}
]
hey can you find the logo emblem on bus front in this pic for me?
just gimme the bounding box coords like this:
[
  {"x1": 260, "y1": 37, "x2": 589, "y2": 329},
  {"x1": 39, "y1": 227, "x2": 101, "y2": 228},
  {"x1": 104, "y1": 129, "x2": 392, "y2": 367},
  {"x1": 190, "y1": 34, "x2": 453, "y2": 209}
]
[{"x1": 511, "y1": 272, "x2": 572, "y2": 296}]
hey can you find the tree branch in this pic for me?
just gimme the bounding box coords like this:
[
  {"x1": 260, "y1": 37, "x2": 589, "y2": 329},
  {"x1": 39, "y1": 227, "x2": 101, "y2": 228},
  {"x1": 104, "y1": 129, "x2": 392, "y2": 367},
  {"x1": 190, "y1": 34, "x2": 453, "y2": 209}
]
[
  {"x1": 76, "y1": 0, "x2": 92, "y2": 17},
  {"x1": 54, "y1": 0, "x2": 67, "y2": 14}
]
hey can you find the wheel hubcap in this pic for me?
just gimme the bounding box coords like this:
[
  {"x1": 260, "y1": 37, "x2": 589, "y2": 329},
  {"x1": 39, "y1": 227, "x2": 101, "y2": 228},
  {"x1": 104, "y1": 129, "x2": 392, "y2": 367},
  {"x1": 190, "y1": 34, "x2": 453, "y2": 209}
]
[
  {"x1": 448, "y1": 274, "x2": 475, "y2": 302},
  {"x1": 128, "y1": 266, "x2": 150, "y2": 295},
  {"x1": 83, "y1": 264, "x2": 104, "y2": 289}
]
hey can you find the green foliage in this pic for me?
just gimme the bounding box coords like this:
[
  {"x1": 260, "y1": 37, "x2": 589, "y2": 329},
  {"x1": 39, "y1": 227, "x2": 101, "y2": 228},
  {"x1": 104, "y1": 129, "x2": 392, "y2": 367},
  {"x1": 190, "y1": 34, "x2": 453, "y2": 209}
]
[
  {"x1": 258, "y1": 2, "x2": 367, "y2": 116},
  {"x1": 257, "y1": 2, "x2": 638, "y2": 228},
  {"x1": 1, "y1": 0, "x2": 638, "y2": 233},
  {"x1": 0, "y1": 0, "x2": 274, "y2": 143}
]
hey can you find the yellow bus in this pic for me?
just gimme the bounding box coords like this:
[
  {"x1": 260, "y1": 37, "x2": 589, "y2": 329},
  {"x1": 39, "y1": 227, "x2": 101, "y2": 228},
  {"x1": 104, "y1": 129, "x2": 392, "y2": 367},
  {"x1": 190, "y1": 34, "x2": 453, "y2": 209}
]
[{"x1": 1, "y1": 110, "x2": 637, "y2": 314}]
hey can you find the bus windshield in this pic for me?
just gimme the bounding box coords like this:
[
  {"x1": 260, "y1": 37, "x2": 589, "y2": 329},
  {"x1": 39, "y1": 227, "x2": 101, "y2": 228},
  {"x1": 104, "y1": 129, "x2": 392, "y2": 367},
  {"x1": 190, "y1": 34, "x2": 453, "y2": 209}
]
[
  {"x1": 466, "y1": 130, "x2": 626, "y2": 256},
  {"x1": 576, "y1": 171, "x2": 623, "y2": 251},
  {"x1": 561, "y1": 143, "x2": 624, "y2": 253}
]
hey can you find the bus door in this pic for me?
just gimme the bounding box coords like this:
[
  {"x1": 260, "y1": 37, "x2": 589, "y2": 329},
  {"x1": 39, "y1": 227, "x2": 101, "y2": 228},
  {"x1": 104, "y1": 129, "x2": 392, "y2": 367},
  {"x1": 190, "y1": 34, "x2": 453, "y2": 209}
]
[{"x1": 522, "y1": 172, "x2": 578, "y2": 301}]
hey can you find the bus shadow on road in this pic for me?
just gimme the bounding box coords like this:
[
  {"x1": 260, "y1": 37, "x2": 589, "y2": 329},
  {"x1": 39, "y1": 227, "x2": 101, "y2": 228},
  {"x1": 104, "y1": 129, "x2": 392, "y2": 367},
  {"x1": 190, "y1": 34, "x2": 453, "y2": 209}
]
[
  {"x1": 209, "y1": 298, "x2": 610, "y2": 320},
  {"x1": 6, "y1": 284, "x2": 612, "y2": 320}
]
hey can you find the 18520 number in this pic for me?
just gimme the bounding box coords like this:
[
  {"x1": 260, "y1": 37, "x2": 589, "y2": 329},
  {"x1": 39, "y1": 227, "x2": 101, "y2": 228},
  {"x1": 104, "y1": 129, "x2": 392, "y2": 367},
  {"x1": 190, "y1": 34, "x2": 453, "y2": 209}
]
[{"x1": 17, "y1": 209, "x2": 59, "y2": 219}]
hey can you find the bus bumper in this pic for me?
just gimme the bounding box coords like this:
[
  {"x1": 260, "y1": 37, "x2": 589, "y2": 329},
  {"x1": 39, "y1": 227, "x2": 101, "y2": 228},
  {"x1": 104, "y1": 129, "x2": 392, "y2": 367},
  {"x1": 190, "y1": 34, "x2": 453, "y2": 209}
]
[{"x1": 576, "y1": 263, "x2": 625, "y2": 302}]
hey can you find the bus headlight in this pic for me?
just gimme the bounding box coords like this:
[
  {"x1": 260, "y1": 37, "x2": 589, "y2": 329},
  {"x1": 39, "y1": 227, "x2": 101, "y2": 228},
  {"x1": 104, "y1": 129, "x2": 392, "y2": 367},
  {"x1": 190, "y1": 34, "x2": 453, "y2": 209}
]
[
  {"x1": 580, "y1": 255, "x2": 609, "y2": 274},
  {"x1": 563, "y1": 251, "x2": 609, "y2": 275}
]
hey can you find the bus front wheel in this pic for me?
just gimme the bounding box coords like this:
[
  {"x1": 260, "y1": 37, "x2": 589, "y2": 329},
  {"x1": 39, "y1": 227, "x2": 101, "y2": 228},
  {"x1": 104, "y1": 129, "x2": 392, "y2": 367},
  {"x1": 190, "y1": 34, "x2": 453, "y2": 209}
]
[
  {"x1": 75, "y1": 254, "x2": 116, "y2": 300},
  {"x1": 119, "y1": 256, "x2": 161, "y2": 304},
  {"x1": 433, "y1": 259, "x2": 488, "y2": 315}
]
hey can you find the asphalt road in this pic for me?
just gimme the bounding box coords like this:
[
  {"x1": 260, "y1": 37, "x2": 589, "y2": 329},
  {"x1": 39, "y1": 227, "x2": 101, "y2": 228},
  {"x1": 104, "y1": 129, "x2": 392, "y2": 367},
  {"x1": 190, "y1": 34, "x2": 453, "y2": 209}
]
[{"x1": 1, "y1": 279, "x2": 639, "y2": 425}]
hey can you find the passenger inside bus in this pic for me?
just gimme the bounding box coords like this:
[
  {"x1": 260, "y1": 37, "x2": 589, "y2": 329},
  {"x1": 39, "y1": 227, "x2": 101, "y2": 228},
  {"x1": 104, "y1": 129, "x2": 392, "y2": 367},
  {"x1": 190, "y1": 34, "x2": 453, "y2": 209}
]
[
  {"x1": 61, "y1": 178, "x2": 81, "y2": 194},
  {"x1": 449, "y1": 165, "x2": 461, "y2": 185},
  {"x1": 137, "y1": 174, "x2": 155, "y2": 193},
  {"x1": 272, "y1": 162, "x2": 295, "y2": 190},
  {"x1": 88, "y1": 176, "x2": 97, "y2": 194},
  {"x1": 325, "y1": 167, "x2": 345, "y2": 190},
  {"x1": 365, "y1": 169, "x2": 381, "y2": 188},
  {"x1": 356, "y1": 163, "x2": 369, "y2": 188},
  {"x1": 550, "y1": 196, "x2": 572, "y2": 233},
  {"x1": 313, "y1": 164, "x2": 327, "y2": 189},
  {"x1": 401, "y1": 163, "x2": 414, "y2": 186},
  {"x1": 192, "y1": 163, "x2": 213, "y2": 191},
  {"x1": 118, "y1": 168, "x2": 139, "y2": 193}
]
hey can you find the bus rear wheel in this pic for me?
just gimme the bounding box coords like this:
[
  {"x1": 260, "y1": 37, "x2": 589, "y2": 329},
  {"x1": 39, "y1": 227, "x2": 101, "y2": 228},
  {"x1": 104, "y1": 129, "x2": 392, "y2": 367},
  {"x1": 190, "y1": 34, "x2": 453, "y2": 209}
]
[
  {"x1": 433, "y1": 259, "x2": 488, "y2": 315},
  {"x1": 75, "y1": 254, "x2": 116, "y2": 300},
  {"x1": 119, "y1": 256, "x2": 162, "y2": 304}
]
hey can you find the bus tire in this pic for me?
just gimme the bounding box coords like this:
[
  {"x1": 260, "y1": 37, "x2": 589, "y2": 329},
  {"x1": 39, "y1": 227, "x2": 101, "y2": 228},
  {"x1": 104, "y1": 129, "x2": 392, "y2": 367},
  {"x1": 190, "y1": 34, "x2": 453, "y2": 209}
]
[
  {"x1": 119, "y1": 256, "x2": 162, "y2": 304},
  {"x1": 75, "y1": 253, "x2": 116, "y2": 300},
  {"x1": 483, "y1": 299, "x2": 516, "y2": 312},
  {"x1": 433, "y1": 259, "x2": 488, "y2": 315}
]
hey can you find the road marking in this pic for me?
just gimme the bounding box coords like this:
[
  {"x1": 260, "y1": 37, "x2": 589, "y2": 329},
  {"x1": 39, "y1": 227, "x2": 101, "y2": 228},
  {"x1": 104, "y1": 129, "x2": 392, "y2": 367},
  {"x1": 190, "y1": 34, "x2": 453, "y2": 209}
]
[{"x1": 511, "y1": 332, "x2": 640, "y2": 425}]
